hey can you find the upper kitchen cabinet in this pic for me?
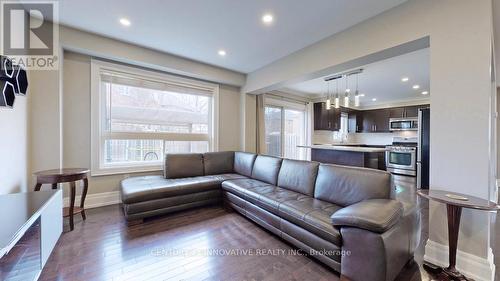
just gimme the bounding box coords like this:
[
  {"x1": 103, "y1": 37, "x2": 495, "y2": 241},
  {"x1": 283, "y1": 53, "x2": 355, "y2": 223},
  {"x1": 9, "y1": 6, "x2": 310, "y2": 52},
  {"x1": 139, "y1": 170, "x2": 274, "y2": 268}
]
[
  {"x1": 348, "y1": 110, "x2": 363, "y2": 133},
  {"x1": 314, "y1": 102, "x2": 429, "y2": 133},
  {"x1": 314, "y1": 102, "x2": 327, "y2": 130},
  {"x1": 389, "y1": 107, "x2": 405, "y2": 118},
  {"x1": 313, "y1": 102, "x2": 341, "y2": 131},
  {"x1": 389, "y1": 105, "x2": 429, "y2": 118},
  {"x1": 404, "y1": 106, "x2": 419, "y2": 118},
  {"x1": 373, "y1": 109, "x2": 390, "y2": 132},
  {"x1": 360, "y1": 109, "x2": 390, "y2": 133}
]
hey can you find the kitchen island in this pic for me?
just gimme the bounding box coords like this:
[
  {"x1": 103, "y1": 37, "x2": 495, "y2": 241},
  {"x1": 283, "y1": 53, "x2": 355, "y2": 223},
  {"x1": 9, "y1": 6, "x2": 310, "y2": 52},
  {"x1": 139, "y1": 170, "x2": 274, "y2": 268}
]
[{"x1": 298, "y1": 144, "x2": 387, "y2": 170}]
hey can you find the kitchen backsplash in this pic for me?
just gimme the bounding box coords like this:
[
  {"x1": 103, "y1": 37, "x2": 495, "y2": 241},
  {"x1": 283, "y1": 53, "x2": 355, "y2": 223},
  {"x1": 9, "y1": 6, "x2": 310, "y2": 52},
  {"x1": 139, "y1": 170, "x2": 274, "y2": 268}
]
[{"x1": 313, "y1": 130, "x2": 417, "y2": 145}]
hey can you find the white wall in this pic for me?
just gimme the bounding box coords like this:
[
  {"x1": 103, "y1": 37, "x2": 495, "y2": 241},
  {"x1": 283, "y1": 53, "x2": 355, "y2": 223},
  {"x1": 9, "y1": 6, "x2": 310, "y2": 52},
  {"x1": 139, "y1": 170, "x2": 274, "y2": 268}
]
[
  {"x1": 243, "y1": 0, "x2": 495, "y2": 279},
  {"x1": 0, "y1": 92, "x2": 28, "y2": 194}
]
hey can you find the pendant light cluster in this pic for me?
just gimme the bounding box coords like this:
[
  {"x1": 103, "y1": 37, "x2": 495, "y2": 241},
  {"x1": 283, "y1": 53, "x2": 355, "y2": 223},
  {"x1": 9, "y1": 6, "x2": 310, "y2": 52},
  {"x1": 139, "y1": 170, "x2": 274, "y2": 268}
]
[{"x1": 324, "y1": 68, "x2": 363, "y2": 110}]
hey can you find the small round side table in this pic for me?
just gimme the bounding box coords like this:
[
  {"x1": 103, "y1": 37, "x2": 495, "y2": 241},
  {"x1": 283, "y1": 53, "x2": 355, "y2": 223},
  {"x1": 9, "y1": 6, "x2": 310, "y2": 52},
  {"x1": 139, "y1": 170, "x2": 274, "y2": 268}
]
[
  {"x1": 33, "y1": 168, "x2": 89, "y2": 231},
  {"x1": 417, "y1": 189, "x2": 500, "y2": 280}
]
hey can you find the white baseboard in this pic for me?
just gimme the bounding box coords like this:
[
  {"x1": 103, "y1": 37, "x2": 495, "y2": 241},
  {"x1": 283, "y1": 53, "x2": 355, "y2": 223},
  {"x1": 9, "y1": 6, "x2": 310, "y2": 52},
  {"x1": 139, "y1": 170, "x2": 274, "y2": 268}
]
[
  {"x1": 63, "y1": 191, "x2": 120, "y2": 209},
  {"x1": 424, "y1": 239, "x2": 495, "y2": 281}
]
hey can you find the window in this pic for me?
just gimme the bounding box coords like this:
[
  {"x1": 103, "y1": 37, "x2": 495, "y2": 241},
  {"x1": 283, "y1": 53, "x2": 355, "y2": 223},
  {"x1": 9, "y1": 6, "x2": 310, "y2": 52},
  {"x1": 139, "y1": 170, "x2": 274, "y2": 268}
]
[
  {"x1": 264, "y1": 106, "x2": 282, "y2": 157},
  {"x1": 332, "y1": 113, "x2": 348, "y2": 142},
  {"x1": 264, "y1": 97, "x2": 307, "y2": 160},
  {"x1": 91, "y1": 60, "x2": 219, "y2": 175},
  {"x1": 283, "y1": 108, "x2": 306, "y2": 159}
]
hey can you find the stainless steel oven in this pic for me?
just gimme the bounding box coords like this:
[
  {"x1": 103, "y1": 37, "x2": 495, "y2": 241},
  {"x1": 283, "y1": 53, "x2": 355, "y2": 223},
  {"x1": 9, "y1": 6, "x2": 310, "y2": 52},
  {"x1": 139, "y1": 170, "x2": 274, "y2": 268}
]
[
  {"x1": 385, "y1": 138, "x2": 417, "y2": 176},
  {"x1": 389, "y1": 118, "x2": 418, "y2": 131}
]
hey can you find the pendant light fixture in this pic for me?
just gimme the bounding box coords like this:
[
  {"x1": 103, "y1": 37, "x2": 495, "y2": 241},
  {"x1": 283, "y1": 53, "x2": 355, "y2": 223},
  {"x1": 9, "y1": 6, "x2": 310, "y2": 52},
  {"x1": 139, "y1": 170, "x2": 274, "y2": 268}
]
[
  {"x1": 324, "y1": 69, "x2": 362, "y2": 109},
  {"x1": 334, "y1": 79, "x2": 340, "y2": 109},
  {"x1": 326, "y1": 80, "x2": 331, "y2": 110},
  {"x1": 354, "y1": 73, "x2": 360, "y2": 107},
  {"x1": 344, "y1": 75, "x2": 350, "y2": 107}
]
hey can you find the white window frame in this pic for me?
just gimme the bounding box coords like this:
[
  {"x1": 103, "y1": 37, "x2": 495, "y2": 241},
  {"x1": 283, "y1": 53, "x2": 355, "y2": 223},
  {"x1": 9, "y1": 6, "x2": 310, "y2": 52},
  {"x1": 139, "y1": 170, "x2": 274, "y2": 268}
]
[{"x1": 90, "y1": 59, "x2": 219, "y2": 176}]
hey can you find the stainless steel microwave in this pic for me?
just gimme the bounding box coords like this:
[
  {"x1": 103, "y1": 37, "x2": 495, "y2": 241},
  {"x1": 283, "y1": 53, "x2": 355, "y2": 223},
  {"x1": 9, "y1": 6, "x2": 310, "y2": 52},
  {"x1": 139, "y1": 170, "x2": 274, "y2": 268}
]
[{"x1": 389, "y1": 118, "x2": 418, "y2": 131}]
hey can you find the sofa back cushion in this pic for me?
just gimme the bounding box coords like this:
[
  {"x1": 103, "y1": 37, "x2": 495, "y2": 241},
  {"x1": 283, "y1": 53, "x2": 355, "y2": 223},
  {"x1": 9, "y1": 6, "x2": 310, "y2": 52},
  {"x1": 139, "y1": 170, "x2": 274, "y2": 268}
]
[
  {"x1": 277, "y1": 159, "x2": 319, "y2": 196},
  {"x1": 251, "y1": 155, "x2": 283, "y2": 185},
  {"x1": 314, "y1": 164, "x2": 391, "y2": 206},
  {"x1": 234, "y1": 152, "x2": 257, "y2": 177},
  {"x1": 164, "y1": 153, "x2": 204, "y2": 179},
  {"x1": 203, "y1": 151, "x2": 234, "y2": 175}
]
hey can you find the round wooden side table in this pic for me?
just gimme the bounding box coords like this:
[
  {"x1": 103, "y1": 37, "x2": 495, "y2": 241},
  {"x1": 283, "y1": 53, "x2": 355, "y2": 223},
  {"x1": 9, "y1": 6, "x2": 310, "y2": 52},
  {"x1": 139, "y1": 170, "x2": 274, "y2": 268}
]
[
  {"x1": 33, "y1": 168, "x2": 90, "y2": 231},
  {"x1": 417, "y1": 189, "x2": 500, "y2": 280}
]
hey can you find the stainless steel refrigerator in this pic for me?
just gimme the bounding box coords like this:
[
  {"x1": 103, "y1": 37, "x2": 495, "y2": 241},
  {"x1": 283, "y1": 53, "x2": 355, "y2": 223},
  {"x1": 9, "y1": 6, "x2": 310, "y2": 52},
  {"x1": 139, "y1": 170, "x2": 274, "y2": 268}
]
[{"x1": 417, "y1": 108, "x2": 430, "y2": 189}]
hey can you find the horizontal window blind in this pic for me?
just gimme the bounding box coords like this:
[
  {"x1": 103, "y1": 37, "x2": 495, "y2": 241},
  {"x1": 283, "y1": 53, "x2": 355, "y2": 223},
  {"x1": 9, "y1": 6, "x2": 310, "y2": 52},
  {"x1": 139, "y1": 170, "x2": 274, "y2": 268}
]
[{"x1": 101, "y1": 71, "x2": 214, "y2": 97}]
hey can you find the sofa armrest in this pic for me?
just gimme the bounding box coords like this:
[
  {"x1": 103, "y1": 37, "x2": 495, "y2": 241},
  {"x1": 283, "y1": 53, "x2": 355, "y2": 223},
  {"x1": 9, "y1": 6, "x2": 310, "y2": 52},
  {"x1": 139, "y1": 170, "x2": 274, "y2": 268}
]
[{"x1": 330, "y1": 199, "x2": 403, "y2": 233}]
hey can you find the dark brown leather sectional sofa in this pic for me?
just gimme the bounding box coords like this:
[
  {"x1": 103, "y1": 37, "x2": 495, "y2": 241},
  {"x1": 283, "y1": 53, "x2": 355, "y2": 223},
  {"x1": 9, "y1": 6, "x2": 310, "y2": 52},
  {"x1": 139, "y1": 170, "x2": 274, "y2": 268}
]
[{"x1": 120, "y1": 151, "x2": 419, "y2": 281}]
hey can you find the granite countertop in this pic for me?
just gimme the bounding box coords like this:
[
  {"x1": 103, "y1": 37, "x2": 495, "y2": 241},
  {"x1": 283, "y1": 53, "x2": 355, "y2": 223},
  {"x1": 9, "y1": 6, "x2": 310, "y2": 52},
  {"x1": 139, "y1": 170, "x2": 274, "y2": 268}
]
[{"x1": 298, "y1": 144, "x2": 387, "y2": 153}]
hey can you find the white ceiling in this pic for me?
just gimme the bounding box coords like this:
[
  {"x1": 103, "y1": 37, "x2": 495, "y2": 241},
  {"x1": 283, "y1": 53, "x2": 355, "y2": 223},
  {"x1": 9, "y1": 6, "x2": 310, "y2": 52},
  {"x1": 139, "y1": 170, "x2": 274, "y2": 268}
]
[
  {"x1": 283, "y1": 48, "x2": 430, "y2": 107},
  {"x1": 56, "y1": 0, "x2": 407, "y2": 73}
]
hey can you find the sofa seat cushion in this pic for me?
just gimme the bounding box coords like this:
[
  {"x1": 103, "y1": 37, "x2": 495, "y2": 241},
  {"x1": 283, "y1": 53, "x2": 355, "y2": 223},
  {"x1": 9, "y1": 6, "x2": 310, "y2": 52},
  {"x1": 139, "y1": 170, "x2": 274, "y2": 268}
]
[
  {"x1": 121, "y1": 175, "x2": 221, "y2": 204},
  {"x1": 279, "y1": 198, "x2": 342, "y2": 245},
  {"x1": 222, "y1": 180, "x2": 303, "y2": 214},
  {"x1": 221, "y1": 178, "x2": 272, "y2": 201},
  {"x1": 212, "y1": 173, "x2": 249, "y2": 181},
  {"x1": 247, "y1": 186, "x2": 308, "y2": 214},
  {"x1": 223, "y1": 180, "x2": 342, "y2": 246}
]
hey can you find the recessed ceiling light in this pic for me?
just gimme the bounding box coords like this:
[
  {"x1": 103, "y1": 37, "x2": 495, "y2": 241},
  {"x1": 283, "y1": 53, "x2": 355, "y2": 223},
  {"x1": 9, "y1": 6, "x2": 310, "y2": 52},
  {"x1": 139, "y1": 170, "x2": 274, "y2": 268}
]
[
  {"x1": 218, "y1": 50, "x2": 226, "y2": 56},
  {"x1": 421, "y1": 91, "x2": 429, "y2": 95},
  {"x1": 401, "y1": 77, "x2": 409, "y2": 82},
  {"x1": 262, "y1": 13, "x2": 274, "y2": 24},
  {"x1": 119, "y1": 18, "x2": 131, "y2": 26},
  {"x1": 412, "y1": 85, "x2": 420, "y2": 89},
  {"x1": 372, "y1": 98, "x2": 377, "y2": 101},
  {"x1": 359, "y1": 93, "x2": 365, "y2": 97}
]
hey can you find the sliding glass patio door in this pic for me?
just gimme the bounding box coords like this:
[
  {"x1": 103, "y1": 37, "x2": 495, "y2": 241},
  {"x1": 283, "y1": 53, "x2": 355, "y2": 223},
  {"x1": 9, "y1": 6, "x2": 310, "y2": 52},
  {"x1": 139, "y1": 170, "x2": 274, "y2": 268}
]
[
  {"x1": 264, "y1": 106, "x2": 282, "y2": 157},
  {"x1": 264, "y1": 105, "x2": 306, "y2": 160}
]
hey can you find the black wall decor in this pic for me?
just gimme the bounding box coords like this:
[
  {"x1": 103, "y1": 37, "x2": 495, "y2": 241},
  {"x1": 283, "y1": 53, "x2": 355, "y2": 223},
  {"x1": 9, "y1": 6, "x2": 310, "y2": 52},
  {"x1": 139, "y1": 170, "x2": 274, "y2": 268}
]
[{"x1": 0, "y1": 56, "x2": 28, "y2": 108}]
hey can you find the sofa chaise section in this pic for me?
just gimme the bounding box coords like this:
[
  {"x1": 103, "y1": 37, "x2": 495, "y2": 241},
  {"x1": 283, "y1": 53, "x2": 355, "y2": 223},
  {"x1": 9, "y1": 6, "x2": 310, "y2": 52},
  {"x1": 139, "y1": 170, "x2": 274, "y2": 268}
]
[{"x1": 120, "y1": 152, "x2": 247, "y2": 221}]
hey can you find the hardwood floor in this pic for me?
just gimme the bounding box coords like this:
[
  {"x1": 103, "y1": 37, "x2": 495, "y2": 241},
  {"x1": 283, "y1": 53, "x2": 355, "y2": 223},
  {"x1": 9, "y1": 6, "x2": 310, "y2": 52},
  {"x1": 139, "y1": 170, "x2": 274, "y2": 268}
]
[{"x1": 38, "y1": 176, "x2": 497, "y2": 281}]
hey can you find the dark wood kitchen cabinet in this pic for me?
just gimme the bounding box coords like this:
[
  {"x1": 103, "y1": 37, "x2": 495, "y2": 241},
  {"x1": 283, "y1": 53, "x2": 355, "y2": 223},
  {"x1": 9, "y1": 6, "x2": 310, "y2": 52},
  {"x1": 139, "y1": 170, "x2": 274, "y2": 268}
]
[
  {"x1": 348, "y1": 110, "x2": 363, "y2": 133},
  {"x1": 389, "y1": 107, "x2": 406, "y2": 118},
  {"x1": 359, "y1": 109, "x2": 390, "y2": 133},
  {"x1": 313, "y1": 102, "x2": 341, "y2": 131},
  {"x1": 373, "y1": 109, "x2": 390, "y2": 132},
  {"x1": 313, "y1": 102, "x2": 327, "y2": 130},
  {"x1": 389, "y1": 105, "x2": 428, "y2": 118},
  {"x1": 315, "y1": 102, "x2": 429, "y2": 133},
  {"x1": 404, "y1": 106, "x2": 419, "y2": 118}
]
